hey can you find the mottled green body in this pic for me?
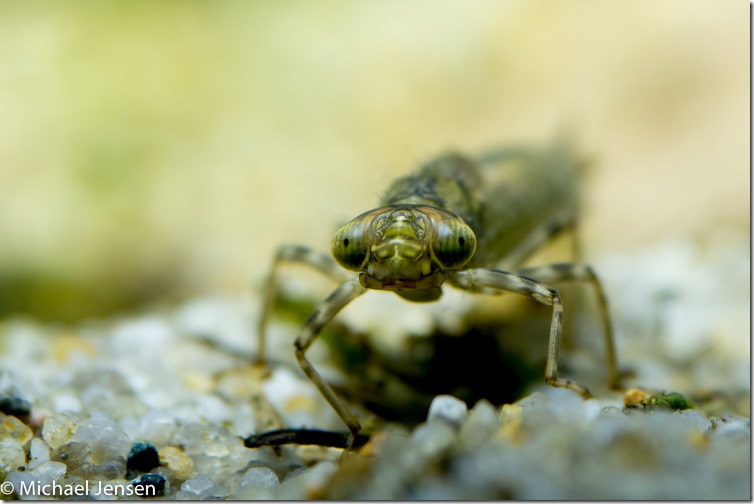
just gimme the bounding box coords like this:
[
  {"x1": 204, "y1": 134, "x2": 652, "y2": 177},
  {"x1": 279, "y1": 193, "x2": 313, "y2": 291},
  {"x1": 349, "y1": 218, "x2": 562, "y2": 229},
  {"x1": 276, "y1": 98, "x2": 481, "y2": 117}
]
[
  {"x1": 260, "y1": 142, "x2": 618, "y2": 439},
  {"x1": 381, "y1": 146, "x2": 581, "y2": 267}
]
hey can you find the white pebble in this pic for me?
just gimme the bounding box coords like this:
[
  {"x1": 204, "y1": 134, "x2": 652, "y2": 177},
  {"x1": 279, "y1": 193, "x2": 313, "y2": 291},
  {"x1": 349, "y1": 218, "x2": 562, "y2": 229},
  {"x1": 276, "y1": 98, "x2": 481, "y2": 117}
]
[
  {"x1": 674, "y1": 408, "x2": 711, "y2": 432},
  {"x1": 193, "y1": 394, "x2": 232, "y2": 424},
  {"x1": 29, "y1": 438, "x2": 50, "y2": 470},
  {"x1": 0, "y1": 437, "x2": 25, "y2": 472},
  {"x1": 277, "y1": 459, "x2": 337, "y2": 499},
  {"x1": 5, "y1": 470, "x2": 39, "y2": 497},
  {"x1": 54, "y1": 394, "x2": 82, "y2": 414},
  {"x1": 581, "y1": 398, "x2": 604, "y2": 422},
  {"x1": 714, "y1": 421, "x2": 750, "y2": 438},
  {"x1": 32, "y1": 460, "x2": 67, "y2": 482},
  {"x1": 427, "y1": 395, "x2": 468, "y2": 428},
  {"x1": 459, "y1": 400, "x2": 500, "y2": 448},
  {"x1": 411, "y1": 421, "x2": 457, "y2": 459},
  {"x1": 72, "y1": 411, "x2": 131, "y2": 460},
  {"x1": 42, "y1": 414, "x2": 77, "y2": 450},
  {"x1": 515, "y1": 391, "x2": 551, "y2": 413},
  {"x1": 120, "y1": 409, "x2": 176, "y2": 447},
  {"x1": 179, "y1": 474, "x2": 226, "y2": 499},
  {"x1": 239, "y1": 466, "x2": 280, "y2": 489}
]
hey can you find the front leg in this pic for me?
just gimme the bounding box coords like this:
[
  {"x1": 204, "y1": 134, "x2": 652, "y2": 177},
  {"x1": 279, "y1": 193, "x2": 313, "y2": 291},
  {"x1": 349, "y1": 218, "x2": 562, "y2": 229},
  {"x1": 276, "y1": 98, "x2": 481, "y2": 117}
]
[
  {"x1": 294, "y1": 278, "x2": 367, "y2": 436},
  {"x1": 447, "y1": 268, "x2": 592, "y2": 398}
]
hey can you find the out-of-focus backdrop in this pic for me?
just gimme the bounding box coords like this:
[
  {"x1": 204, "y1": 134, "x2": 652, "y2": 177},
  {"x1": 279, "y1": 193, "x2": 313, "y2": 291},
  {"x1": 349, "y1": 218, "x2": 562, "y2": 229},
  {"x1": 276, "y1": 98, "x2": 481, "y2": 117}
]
[{"x1": 0, "y1": 0, "x2": 747, "y2": 322}]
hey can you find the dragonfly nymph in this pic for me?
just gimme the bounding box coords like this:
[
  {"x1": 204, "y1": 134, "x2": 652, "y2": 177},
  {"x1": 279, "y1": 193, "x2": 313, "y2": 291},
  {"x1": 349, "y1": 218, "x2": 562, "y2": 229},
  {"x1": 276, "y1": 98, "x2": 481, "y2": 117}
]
[{"x1": 258, "y1": 144, "x2": 620, "y2": 439}]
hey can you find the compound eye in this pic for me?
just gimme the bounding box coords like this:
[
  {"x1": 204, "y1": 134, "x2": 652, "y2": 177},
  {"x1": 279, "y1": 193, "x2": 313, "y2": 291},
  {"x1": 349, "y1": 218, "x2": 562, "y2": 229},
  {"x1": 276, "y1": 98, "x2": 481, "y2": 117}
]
[
  {"x1": 332, "y1": 219, "x2": 370, "y2": 271},
  {"x1": 431, "y1": 219, "x2": 476, "y2": 269}
]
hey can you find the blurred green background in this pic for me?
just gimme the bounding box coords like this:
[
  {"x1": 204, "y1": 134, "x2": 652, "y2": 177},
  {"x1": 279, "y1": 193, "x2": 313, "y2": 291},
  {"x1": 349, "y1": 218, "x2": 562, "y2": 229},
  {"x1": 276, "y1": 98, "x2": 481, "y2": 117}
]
[{"x1": 0, "y1": 0, "x2": 747, "y2": 322}]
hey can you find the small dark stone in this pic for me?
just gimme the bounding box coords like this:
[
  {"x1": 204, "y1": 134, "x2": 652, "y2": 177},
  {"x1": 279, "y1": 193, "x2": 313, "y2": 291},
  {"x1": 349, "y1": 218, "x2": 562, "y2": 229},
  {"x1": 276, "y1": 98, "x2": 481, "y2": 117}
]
[
  {"x1": 132, "y1": 473, "x2": 166, "y2": 497},
  {"x1": 0, "y1": 395, "x2": 31, "y2": 417},
  {"x1": 127, "y1": 442, "x2": 160, "y2": 475}
]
